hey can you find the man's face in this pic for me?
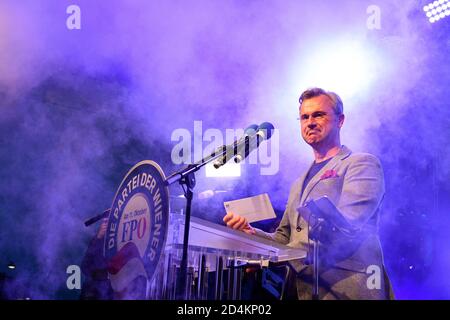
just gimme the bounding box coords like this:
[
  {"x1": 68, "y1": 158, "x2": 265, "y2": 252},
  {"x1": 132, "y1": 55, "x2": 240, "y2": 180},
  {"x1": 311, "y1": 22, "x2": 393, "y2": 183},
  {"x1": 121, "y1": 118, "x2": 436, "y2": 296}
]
[{"x1": 299, "y1": 95, "x2": 344, "y2": 147}]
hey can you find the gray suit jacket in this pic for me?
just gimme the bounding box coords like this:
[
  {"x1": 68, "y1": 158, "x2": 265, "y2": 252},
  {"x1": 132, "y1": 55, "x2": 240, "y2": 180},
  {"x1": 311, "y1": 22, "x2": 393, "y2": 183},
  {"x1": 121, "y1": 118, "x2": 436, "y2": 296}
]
[{"x1": 254, "y1": 145, "x2": 394, "y2": 299}]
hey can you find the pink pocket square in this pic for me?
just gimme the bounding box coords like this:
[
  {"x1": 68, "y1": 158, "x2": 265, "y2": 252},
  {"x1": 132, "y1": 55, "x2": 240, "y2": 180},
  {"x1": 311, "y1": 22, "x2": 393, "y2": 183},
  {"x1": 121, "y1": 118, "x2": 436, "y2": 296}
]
[{"x1": 320, "y1": 169, "x2": 339, "y2": 180}]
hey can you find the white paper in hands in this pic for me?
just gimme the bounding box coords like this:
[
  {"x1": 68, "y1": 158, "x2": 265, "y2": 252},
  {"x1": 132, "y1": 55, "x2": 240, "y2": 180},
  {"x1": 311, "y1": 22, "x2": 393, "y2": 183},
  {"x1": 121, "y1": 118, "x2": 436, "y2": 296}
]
[{"x1": 223, "y1": 193, "x2": 276, "y2": 223}]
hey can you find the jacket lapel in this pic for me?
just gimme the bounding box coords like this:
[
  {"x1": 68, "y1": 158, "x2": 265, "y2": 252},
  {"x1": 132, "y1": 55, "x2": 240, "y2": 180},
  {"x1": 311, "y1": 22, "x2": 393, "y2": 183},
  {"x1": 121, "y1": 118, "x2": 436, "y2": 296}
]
[
  {"x1": 299, "y1": 145, "x2": 352, "y2": 206},
  {"x1": 292, "y1": 169, "x2": 309, "y2": 207}
]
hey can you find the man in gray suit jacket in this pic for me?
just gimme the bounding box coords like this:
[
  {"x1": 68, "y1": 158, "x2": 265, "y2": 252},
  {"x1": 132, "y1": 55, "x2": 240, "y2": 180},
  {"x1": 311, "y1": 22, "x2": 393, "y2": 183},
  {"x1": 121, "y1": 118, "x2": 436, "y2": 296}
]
[{"x1": 224, "y1": 87, "x2": 394, "y2": 300}]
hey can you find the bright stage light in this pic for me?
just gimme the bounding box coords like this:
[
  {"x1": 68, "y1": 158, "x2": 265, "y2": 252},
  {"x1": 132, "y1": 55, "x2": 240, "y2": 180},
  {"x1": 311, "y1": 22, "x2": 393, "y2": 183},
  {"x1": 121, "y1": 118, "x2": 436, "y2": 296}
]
[
  {"x1": 424, "y1": 0, "x2": 450, "y2": 23},
  {"x1": 293, "y1": 39, "x2": 379, "y2": 102}
]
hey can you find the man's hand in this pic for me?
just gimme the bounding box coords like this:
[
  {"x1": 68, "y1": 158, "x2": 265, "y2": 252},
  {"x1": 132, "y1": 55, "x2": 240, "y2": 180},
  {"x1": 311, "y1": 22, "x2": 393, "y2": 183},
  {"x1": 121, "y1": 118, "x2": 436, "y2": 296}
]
[
  {"x1": 223, "y1": 212, "x2": 256, "y2": 235},
  {"x1": 96, "y1": 218, "x2": 109, "y2": 239}
]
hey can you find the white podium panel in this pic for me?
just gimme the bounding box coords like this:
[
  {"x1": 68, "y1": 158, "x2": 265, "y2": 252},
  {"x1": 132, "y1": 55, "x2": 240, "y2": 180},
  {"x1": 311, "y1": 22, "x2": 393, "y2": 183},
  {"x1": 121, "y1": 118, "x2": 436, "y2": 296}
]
[{"x1": 145, "y1": 213, "x2": 306, "y2": 300}]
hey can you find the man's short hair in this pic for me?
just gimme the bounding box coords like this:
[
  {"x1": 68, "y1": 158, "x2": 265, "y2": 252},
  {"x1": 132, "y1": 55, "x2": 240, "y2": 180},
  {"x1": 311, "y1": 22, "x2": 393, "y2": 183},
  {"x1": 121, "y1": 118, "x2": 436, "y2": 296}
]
[{"x1": 299, "y1": 87, "x2": 344, "y2": 115}]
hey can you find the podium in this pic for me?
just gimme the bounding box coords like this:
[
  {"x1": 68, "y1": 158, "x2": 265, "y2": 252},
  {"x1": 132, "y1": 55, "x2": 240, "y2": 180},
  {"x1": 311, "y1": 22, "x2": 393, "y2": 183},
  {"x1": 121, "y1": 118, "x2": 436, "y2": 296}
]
[
  {"x1": 87, "y1": 159, "x2": 306, "y2": 300},
  {"x1": 145, "y1": 213, "x2": 307, "y2": 300}
]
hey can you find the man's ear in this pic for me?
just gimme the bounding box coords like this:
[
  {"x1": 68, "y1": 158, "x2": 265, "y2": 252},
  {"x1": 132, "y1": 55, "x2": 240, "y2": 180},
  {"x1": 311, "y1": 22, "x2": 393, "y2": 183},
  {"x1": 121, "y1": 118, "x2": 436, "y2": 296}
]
[{"x1": 337, "y1": 114, "x2": 345, "y2": 128}]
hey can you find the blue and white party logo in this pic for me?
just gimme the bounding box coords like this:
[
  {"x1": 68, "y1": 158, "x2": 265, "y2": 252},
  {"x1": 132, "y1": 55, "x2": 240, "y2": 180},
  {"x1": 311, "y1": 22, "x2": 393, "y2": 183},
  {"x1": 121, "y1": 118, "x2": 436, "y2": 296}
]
[{"x1": 104, "y1": 160, "x2": 169, "y2": 292}]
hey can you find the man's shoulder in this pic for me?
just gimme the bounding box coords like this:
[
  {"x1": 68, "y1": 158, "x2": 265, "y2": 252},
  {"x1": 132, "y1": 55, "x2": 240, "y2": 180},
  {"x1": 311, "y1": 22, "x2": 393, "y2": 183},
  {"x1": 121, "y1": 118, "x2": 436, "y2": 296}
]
[
  {"x1": 339, "y1": 152, "x2": 384, "y2": 178},
  {"x1": 343, "y1": 151, "x2": 381, "y2": 166}
]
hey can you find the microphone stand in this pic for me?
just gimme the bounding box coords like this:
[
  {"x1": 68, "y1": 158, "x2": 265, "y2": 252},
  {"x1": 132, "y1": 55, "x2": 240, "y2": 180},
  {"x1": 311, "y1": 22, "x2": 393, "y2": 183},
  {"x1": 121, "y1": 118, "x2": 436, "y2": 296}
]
[
  {"x1": 164, "y1": 143, "x2": 236, "y2": 299},
  {"x1": 309, "y1": 220, "x2": 323, "y2": 300}
]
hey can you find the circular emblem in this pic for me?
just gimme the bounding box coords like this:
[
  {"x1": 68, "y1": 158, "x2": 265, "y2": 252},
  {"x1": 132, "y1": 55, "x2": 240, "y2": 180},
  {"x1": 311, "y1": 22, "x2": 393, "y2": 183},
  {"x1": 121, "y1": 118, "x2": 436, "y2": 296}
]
[{"x1": 104, "y1": 160, "x2": 169, "y2": 293}]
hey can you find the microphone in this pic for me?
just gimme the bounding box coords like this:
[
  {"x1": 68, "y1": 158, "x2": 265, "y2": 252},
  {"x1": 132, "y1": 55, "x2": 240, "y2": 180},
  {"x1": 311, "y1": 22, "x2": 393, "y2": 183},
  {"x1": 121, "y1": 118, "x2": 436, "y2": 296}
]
[
  {"x1": 213, "y1": 124, "x2": 258, "y2": 169},
  {"x1": 197, "y1": 189, "x2": 228, "y2": 200},
  {"x1": 84, "y1": 208, "x2": 110, "y2": 227},
  {"x1": 234, "y1": 122, "x2": 274, "y2": 164}
]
